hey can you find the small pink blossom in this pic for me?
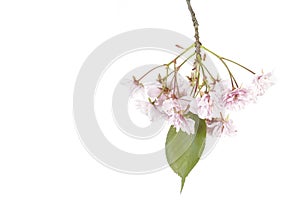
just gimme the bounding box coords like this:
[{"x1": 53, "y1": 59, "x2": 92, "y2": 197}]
[
  {"x1": 210, "y1": 79, "x2": 230, "y2": 92},
  {"x1": 209, "y1": 80, "x2": 230, "y2": 110},
  {"x1": 129, "y1": 82, "x2": 145, "y2": 99},
  {"x1": 146, "y1": 83, "x2": 168, "y2": 106},
  {"x1": 169, "y1": 113, "x2": 195, "y2": 134},
  {"x1": 130, "y1": 82, "x2": 166, "y2": 121},
  {"x1": 206, "y1": 115, "x2": 236, "y2": 136},
  {"x1": 223, "y1": 88, "x2": 252, "y2": 111},
  {"x1": 165, "y1": 75, "x2": 192, "y2": 97},
  {"x1": 162, "y1": 97, "x2": 190, "y2": 116},
  {"x1": 162, "y1": 97, "x2": 195, "y2": 134},
  {"x1": 124, "y1": 77, "x2": 144, "y2": 94},
  {"x1": 189, "y1": 94, "x2": 213, "y2": 120},
  {"x1": 146, "y1": 84, "x2": 162, "y2": 98},
  {"x1": 252, "y1": 72, "x2": 274, "y2": 96},
  {"x1": 176, "y1": 76, "x2": 192, "y2": 97},
  {"x1": 134, "y1": 100, "x2": 164, "y2": 121}
]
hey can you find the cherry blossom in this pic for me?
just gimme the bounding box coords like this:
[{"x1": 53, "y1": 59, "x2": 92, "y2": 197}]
[
  {"x1": 189, "y1": 93, "x2": 213, "y2": 120},
  {"x1": 162, "y1": 97, "x2": 195, "y2": 134},
  {"x1": 130, "y1": 82, "x2": 166, "y2": 121},
  {"x1": 123, "y1": 0, "x2": 275, "y2": 191},
  {"x1": 169, "y1": 113, "x2": 195, "y2": 134},
  {"x1": 146, "y1": 83, "x2": 167, "y2": 106},
  {"x1": 206, "y1": 115, "x2": 236, "y2": 136},
  {"x1": 252, "y1": 72, "x2": 274, "y2": 96},
  {"x1": 223, "y1": 87, "x2": 252, "y2": 111},
  {"x1": 133, "y1": 100, "x2": 164, "y2": 121},
  {"x1": 209, "y1": 80, "x2": 230, "y2": 109}
]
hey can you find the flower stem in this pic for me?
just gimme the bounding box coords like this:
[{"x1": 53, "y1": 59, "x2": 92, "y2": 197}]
[
  {"x1": 201, "y1": 46, "x2": 238, "y2": 89},
  {"x1": 177, "y1": 53, "x2": 196, "y2": 70},
  {"x1": 137, "y1": 65, "x2": 164, "y2": 81},
  {"x1": 202, "y1": 63, "x2": 216, "y2": 81},
  {"x1": 221, "y1": 58, "x2": 255, "y2": 74},
  {"x1": 220, "y1": 58, "x2": 239, "y2": 89},
  {"x1": 193, "y1": 62, "x2": 200, "y2": 96},
  {"x1": 173, "y1": 62, "x2": 180, "y2": 96},
  {"x1": 162, "y1": 71, "x2": 175, "y2": 81},
  {"x1": 201, "y1": 46, "x2": 255, "y2": 74},
  {"x1": 167, "y1": 44, "x2": 195, "y2": 66}
]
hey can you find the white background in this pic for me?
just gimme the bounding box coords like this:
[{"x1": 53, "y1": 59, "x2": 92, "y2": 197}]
[{"x1": 1, "y1": 0, "x2": 299, "y2": 199}]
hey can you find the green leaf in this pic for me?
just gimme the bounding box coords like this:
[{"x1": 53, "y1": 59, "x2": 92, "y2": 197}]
[{"x1": 165, "y1": 113, "x2": 206, "y2": 193}]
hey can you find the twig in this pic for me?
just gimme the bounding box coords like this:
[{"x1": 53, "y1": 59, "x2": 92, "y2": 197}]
[{"x1": 186, "y1": 0, "x2": 202, "y2": 58}]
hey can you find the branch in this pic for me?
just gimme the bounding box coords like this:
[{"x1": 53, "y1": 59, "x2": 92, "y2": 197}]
[{"x1": 186, "y1": 0, "x2": 202, "y2": 58}]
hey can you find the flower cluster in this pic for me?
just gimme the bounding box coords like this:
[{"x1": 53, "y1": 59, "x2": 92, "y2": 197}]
[{"x1": 129, "y1": 46, "x2": 274, "y2": 136}]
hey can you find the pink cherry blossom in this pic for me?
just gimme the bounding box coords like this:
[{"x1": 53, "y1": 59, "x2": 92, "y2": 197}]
[
  {"x1": 145, "y1": 83, "x2": 167, "y2": 106},
  {"x1": 130, "y1": 82, "x2": 166, "y2": 121},
  {"x1": 134, "y1": 100, "x2": 164, "y2": 121},
  {"x1": 169, "y1": 113, "x2": 195, "y2": 134},
  {"x1": 252, "y1": 72, "x2": 274, "y2": 96},
  {"x1": 162, "y1": 97, "x2": 189, "y2": 116},
  {"x1": 189, "y1": 93, "x2": 213, "y2": 120},
  {"x1": 223, "y1": 88, "x2": 252, "y2": 111},
  {"x1": 206, "y1": 115, "x2": 236, "y2": 136},
  {"x1": 123, "y1": 77, "x2": 144, "y2": 94},
  {"x1": 129, "y1": 83, "x2": 146, "y2": 102},
  {"x1": 176, "y1": 76, "x2": 192, "y2": 97},
  {"x1": 209, "y1": 80, "x2": 230, "y2": 109},
  {"x1": 146, "y1": 84, "x2": 162, "y2": 98},
  {"x1": 210, "y1": 79, "x2": 230, "y2": 93},
  {"x1": 162, "y1": 97, "x2": 195, "y2": 134}
]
